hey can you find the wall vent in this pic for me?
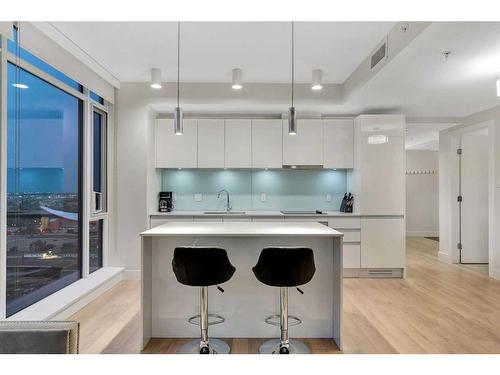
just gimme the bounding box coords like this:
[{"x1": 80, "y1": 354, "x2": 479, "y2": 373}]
[{"x1": 370, "y1": 41, "x2": 387, "y2": 70}]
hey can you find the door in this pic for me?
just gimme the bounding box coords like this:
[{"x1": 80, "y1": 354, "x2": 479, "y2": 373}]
[
  {"x1": 459, "y1": 130, "x2": 489, "y2": 263},
  {"x1": 225, "y1": 119, "x2": 252, "y2": 168}
]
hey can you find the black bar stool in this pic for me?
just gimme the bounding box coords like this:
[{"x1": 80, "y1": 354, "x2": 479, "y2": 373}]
[
  {"x1": 172, "y1": 246, "x2": 236, "y2": 354},
  {"x1": 252, "y1": 247, "x2": 316, "y2": 354}
]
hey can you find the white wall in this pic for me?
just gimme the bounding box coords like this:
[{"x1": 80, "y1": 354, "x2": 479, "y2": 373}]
[
  {"x1": 406, "y1": 150, "x2": 439, "y2": 237},
  {"x1": 439, "y1": 107, "x2": 498, "y2": 279},
  {"x1": 111, "y1": 83, "x2": 159, "y2": 277}
]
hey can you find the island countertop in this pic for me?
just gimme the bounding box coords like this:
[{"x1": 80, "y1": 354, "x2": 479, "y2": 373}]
[{"x1": 141, "y1": 221, "x2": 344, "y2": 237}]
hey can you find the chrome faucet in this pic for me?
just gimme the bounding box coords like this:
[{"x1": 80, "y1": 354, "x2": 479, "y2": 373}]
[{"x1": 217, "y1": 189, "x2": 232, "y2": 212}]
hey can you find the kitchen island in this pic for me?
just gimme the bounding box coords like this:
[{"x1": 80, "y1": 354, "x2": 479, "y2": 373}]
[{"x1": 140, "y1": 221, "x2": 344, "y2": 350}]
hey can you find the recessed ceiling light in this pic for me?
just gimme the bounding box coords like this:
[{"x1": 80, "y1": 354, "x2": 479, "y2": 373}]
[
  {"x1": 232, "y1": 68, "x2": 243, "y2": 90},
  {"x1": 12, "y1": 83, "x2": 28, "y2": 89},
  {"x1": 150, "y1": 68, "x2": 162, "y2": 89},
  {"x1": 311, "y1": 69, "x2": 323, "y2": 91}
]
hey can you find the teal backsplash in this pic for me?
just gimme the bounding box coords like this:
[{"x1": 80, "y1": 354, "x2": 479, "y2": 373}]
[{"x1": 161, "y1": 169, "x2": 347, "y2": 211}]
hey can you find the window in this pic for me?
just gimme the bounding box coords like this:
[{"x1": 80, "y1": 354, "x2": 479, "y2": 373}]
[
  {"x1": 89, "y1": 91, "x2": 104, "y2": 105},
  {"x1": 6, "y1": 63, "x2": 83, "y2": 317},
  {"x1": 92, "y1": 108, "x2": 107, "y2": 213},
  {"x1": 89, "y1": 220, "x2": 103, "y2": 274}
]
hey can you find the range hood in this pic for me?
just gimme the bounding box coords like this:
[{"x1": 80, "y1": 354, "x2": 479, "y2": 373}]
[{"x1": 282, "y1": 165, "x2": 324, "y2": 170}]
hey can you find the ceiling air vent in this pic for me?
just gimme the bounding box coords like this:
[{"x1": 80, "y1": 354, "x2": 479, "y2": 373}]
[{"x1": 370, "y1": 40, "x2": 387, "y2": 70}]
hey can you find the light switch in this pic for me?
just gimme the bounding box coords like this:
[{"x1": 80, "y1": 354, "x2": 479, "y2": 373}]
[
  {"x1": 325, "y1": 193, "x2": 332, "y2": 202},
  {"x1": 260, "y1": 193, "x2": 267, "y2": 202},
  {"x1": 194, "y1": 193, "x2": 203, "y2": 202},
  {"x1": 172, "y1": 193, "x2": 177, "y2": 202}
]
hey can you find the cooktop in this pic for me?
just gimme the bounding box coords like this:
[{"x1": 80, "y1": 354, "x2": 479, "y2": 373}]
[{"x1": 280, "y1": 210, "x2": 327, "y2": 215}]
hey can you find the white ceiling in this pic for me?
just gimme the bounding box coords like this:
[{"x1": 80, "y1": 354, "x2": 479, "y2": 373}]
[
  {"x1": 405, "y1": 123, "x2": 457, "y2": 150},
  {"x1": 51, "y1": 21, "x2": 395, "y2": 84},
  {"x1": 346, "y1": 22, "x2": 500, "y2": 117},
  {"x1": 45, "y1": 21, "x2": 500, "y2": 148}
]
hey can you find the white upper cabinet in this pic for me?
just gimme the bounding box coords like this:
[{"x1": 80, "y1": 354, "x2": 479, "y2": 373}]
[
  {"x1": 323, "y1": 119, "x2": 354, "y2": 169},
  {"x1": 197, "y1": 119, "x2": 225, "y2": 168},
  {"x1": 155, "y1": 119, "x2": 197, "y2": 168},
  {"x1": 252, "y1": 119, "x2": 283, "y2": 168},
  {"x1": 225, "y1": 120, "x2": 252, "y2": 168},
  {"x1": 282, "y1": 119, "x2": 323, "y2": 166}
]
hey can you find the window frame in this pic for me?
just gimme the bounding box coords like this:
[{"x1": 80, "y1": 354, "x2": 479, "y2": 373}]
[
  {"x1": 0, "y1": 33, "x2": 112, "y2": 318},
  {"x1": 91, "y1": 105, "x2": 108, "y2": 215}
]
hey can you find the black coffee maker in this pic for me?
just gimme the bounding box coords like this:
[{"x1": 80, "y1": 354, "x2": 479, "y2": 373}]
[{"x1": 159, "y1": 192, "x2": 174, "y2": 212}]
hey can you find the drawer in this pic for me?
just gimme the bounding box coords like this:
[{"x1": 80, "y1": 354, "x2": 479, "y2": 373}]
[
  {"x1": 339, "y1": 229, "x2": 360, "y2": 243},
  {"x1": 150, "y1": 216, "x2": 193, "y2": 228},
  {"x1": 284, "y1": 217, "x2": 329, "y2": 225},
  {"x1": 343, "y1": 244, "x2": 361, "y2": 268},
  {"x1": 194, "y1": 217, "x2": 223, "y2": 222},
  {"x1": 222, "y1": 217, "x2": 252, "y2": 222},
  {"x1": 252, "y1": 217, "x2": 285, "y2": 222},
  {"x1": 328, "y1": 217, "x2": 360, "y2": 229}
]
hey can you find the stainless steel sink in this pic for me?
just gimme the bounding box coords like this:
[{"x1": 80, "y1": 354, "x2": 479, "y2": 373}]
[{"x1": 203, "y1": 211, "x2": 246, "y2": 215}]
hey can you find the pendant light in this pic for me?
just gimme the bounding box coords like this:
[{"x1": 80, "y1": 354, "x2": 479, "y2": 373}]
[
  {"x1": 174, "y1": 22, "x2": 183, "y2": 135},
  {"x1": 150, "y1": 68, "x2": 162, "y2": 89},
  {"x1": 311, "y1": 69, "x2": 323, "y2": 91},
  {"x1": 497, "y1": 78, "x2": 500, "y2": 97},
  {"x1": 288, "y1": 22, "x2": 297, "y2": 135},
  {"x1": 232, "y1": 68, "x2": 243, "y2": 90}
]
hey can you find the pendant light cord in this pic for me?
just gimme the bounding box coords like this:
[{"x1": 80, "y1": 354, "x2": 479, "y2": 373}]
[
  {"x1": 291, "y1": 21, "x2": 294, "y2": 107},
  {"x1": 177, "y1": 22, "x2": 180, "y2": 108}
]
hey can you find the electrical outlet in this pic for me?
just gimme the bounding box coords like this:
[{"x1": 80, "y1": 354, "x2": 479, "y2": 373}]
[
  {"x1": 260, "y1": 193, "x2": 267, "y2": 202},
  {"x1": 172, "y1": 193, "x2": 177, "y2": 202},
  {"x1": 194, "y1": 193, "x2": 203, "y2": 202},
  {"x1": 325, "y1": 193, "x2": 332, "y2": 202}
]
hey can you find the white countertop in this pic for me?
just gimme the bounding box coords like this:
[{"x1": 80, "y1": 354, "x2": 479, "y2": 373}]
[
  {"x1": 150, "y1": 210, "x2": 361, "y2": 217},
  {"x1": 141, "y1": 221, "x2": 343, "y2": 237}
]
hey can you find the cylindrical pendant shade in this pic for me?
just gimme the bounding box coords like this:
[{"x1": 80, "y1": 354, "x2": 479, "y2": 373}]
[
  {"x1": 232, "y1": 68, "x2": 243, "y2": 90},
  {"x1": 497, "y1": 78, "x2": 500, "y2": 97},
  {"x1": 312, "y1": 69, "x2": 323, "y2": 90},
  {"x1": 174, "y1": 107, "x2": 183, "y2": 135},
  {"x1": 151, "y1": 68, "x2": 162, "y2": 89},
  {"x1": 288, "y1": 107, "x2": 297, "y2": 135}
]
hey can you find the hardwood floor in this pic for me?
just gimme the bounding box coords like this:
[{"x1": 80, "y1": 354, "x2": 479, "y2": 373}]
[{"x1": 72, "y1": 237, "x2": 500, "y2": 354}]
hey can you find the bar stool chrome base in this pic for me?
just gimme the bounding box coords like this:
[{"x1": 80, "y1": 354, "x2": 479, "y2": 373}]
[
  {"x1": 179, "y1": 338, "x2": 231, "y2": 354},
  {"x1": 259, "y1": 338, "x2": 310, "y2": 354}
]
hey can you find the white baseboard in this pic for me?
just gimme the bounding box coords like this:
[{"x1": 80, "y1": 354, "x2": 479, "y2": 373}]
[
  {"x1": 489, "y1": 268, "x2": 500, "y2": 280},
  {"x1": 438, "y1": 250, "x2": 451, "y2": 264},
  {"x1": 406, "y1": 231, "x2": 439, "y2": 237},
  {"x1": 123, "y1": 269, "x2": 141, "y2": 280}
]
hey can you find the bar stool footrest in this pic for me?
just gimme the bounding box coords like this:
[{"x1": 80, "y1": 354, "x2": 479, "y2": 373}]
[
  {"x1": 188, "y1": 314, "x2": 225, "y2": 326},
  {"x1": 264, "y1": 314, "x2": 302, "y2": 327}
]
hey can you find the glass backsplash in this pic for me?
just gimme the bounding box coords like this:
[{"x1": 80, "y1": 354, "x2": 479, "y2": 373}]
[{"x1": 161, "y1": 169, "x2": 347, "y2": 211}]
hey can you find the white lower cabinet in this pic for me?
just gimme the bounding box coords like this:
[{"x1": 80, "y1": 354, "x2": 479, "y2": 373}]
[
  {"x1": 343, "y1": 244, "x2": 361, "y2": 268},
  {"x1": 194, "y1": 217, "x2": 223, "y2": 222},
  {"x1": 360, "y1": 217, "x2": 405, "y2": 268}
]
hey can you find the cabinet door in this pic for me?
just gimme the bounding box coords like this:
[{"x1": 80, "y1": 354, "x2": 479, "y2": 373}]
[
  {"x1": 360, "y1": 136, "x2": 405, "y2": 215},
  {"x1": 197, "y1": 119, "x2": 225, "y2": 168},
  {"x1": 155, "y1": 119, "x2": 197, "y2": 168},
  {"x1": 225, "y1": 120, "x2": 252, "y2": 168},
  {"x1": 361, "y1": 217, "x2": 405, "y2": 268},
  {"x1": 343, "y1": 244, "x2": 361, "y2": 268},
  {"x1": 252, "y1": 120, "x2": 283, "y2": 168},
  {"x1": 282, "y1": 119, "x2": 323, "y2": 166},
  {"x1": 323, "y1": 119, "x2": 354, "y2": 169}
]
